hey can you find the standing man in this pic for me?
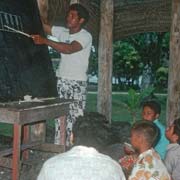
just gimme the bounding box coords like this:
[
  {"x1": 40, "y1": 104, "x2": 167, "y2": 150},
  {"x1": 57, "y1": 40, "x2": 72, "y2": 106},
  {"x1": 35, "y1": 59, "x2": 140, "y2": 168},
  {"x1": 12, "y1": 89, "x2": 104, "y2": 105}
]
[{"x1": 31, "y1": 3, "x2": 92, "y2": 146}]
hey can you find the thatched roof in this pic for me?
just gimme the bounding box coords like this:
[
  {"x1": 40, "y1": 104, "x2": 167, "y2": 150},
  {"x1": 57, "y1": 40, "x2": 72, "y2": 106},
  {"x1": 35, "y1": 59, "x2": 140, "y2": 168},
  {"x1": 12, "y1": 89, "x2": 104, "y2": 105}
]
[{"x1": 38, "y1": 0, "x2": 171, "y2": 45}]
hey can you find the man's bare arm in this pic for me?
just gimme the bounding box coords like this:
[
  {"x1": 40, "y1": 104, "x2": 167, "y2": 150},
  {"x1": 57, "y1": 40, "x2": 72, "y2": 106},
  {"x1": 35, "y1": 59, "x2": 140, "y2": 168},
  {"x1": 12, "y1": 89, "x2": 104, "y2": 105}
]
[{"x1": 31, "y1": 35, "x2": 82, "y2": 54}]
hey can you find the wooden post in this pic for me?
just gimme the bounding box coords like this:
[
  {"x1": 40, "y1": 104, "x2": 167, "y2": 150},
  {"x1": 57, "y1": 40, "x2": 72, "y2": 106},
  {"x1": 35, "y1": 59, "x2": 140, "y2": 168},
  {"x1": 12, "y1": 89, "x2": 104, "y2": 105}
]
[
  {"x1": 12, "y1": 124, "x2": 21, "y2": 180},
  {"x1": 37, "y1": 0, "x2": 49, "y2": 23},
  {"x1": 97, "y1": 0, "x2": 113, "y2": 123},
  {"x1": 167, "y1": 0, "x2": 180, "y2": 125}
]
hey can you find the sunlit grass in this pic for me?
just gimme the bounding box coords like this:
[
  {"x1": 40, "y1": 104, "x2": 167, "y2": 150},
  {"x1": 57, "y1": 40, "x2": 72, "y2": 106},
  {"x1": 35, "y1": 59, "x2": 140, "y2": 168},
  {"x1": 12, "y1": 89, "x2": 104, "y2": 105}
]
[{"x1": 0, "y1": 92, "x2": 167, "y2": 137}]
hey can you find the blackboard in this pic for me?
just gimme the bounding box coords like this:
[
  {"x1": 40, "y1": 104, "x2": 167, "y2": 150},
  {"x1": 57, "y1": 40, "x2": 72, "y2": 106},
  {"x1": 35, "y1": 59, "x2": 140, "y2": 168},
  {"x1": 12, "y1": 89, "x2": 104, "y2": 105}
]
[{"x1": 0, "y1": 0, "x2": 58, "y2": 102}]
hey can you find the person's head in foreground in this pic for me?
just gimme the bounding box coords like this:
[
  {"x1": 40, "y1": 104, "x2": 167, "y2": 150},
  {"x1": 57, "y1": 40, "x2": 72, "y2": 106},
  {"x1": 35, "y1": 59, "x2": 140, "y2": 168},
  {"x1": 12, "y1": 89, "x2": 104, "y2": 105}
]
[
  {"x1": 130, "y1": 120, "x2": 159, "y2": 153},
  {"x1": 37, "y1": 112, "x2": 126, "y2": 180},
  {"x1": 142, "y1": 100, "x2": 161, "y2": 121},
  {"x1": 165, "y1": 118, "x2": 180, "y2": 144},
  {"x1": 71, "y1": 112, "x2": 111, "y2": 151}
]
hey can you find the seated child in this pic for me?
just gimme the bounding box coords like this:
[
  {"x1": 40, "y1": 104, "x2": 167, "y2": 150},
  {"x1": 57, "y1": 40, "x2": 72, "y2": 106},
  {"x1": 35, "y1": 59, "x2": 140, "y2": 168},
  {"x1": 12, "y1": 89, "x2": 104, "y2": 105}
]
[
  {"x1": 165, "y1": 118, "x2": 180, "y2": 180},
  {"x1": 128, "y1": 120, "x2": 171, "y2": 180},
  {"x1": 120, "y1": 100, "x2": 169, "y2": 176},
  {"x1": 142, "y1": 100, "x2": 169, "y2": 159}
]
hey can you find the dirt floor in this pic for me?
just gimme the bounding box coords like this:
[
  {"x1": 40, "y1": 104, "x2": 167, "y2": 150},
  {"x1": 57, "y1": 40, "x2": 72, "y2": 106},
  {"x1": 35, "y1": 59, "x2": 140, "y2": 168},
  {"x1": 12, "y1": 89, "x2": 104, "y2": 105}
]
[
  {"x1": 0, "y1": 126, "x2": 56, "y2": 180},
  {"x1": 0, "y1": 121, "x2": 130, "y2": 180}
]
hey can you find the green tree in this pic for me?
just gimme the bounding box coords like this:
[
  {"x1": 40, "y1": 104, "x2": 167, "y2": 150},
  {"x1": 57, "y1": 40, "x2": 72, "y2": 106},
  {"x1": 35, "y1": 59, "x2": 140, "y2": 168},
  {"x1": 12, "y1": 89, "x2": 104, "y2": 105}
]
[
  {"x1": 127, "y1": 32, "x2": 169, "y2": 88},
  {"x1": 155, "y1": 67, "x2": 168, "y2": 91},
  {"x1": 113, "y1": 41, "x2": 142, "y2": 89},
  {"x1": 87, "y1": 32, "x2": 170, "y2": 92}
]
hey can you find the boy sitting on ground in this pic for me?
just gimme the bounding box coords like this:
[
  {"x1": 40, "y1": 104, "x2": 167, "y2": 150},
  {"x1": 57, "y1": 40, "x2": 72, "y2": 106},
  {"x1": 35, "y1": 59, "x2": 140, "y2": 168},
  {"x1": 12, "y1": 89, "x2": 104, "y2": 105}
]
[
  {"x1": 165, "y1": 118, "x2": 180, "y2": 180},
  {"x1": 128, "y1": 120, "x2": 171, "y2": 180},
  {"x1": 120, "y1": 100, "x2": 169, "y2": 177}
]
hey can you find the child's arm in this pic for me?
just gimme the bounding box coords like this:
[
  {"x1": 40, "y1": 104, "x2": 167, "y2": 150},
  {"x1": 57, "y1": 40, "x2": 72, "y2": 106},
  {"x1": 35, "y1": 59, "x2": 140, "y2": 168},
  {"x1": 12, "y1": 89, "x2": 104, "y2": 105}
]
[{"x1": 124, "y1": 142, "x2": 135, "y2": 155}]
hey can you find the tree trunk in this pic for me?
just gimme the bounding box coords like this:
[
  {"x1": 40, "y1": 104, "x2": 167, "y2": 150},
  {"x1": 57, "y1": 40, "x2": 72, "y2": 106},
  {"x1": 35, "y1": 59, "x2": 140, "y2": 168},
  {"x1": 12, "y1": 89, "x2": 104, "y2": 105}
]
[
  {"x1": 97, "y1": 0, "x2": 113, "y2": 123},
  {"x1": 167, "y1": 0, "x2": 180, "y2": 125}
]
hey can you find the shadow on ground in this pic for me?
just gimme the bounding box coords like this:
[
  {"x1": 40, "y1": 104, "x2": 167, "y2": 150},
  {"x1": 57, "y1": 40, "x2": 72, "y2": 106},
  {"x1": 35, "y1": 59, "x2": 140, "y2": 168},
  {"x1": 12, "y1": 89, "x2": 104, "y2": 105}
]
[{"x1": 0, "y1": 121, "x2": 131, "y2": 180}]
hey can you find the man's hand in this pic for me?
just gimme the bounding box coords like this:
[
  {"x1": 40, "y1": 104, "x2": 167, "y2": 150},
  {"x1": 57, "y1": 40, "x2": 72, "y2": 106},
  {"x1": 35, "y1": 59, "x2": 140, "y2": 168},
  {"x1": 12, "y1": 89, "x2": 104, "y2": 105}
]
[{"x1": 31, "y1": 35, "x2": 47, "y2": 45}]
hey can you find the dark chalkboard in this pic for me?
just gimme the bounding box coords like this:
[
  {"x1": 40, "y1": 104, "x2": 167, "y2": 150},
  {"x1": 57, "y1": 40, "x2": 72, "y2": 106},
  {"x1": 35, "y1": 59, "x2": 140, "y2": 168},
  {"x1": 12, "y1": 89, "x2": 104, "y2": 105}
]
[{"x1": 0, "y1": 0, "x2": 57, "y2": 102}]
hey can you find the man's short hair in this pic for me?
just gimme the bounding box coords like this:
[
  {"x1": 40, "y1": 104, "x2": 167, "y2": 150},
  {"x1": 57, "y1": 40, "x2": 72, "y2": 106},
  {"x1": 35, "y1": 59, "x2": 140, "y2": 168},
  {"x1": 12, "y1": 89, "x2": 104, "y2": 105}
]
[
  {"x1": 72, "y1": 112, "x2": 111, "y2": 151},
  {"x1": 142, "y1": 100, "x2": 161, "y2": 115},
  {"x1": 69, "y1": 3, "x2": 89, "y2": 26},
  {"x1": 131, "y1": 120, "x2": 159, "y2": 147}
]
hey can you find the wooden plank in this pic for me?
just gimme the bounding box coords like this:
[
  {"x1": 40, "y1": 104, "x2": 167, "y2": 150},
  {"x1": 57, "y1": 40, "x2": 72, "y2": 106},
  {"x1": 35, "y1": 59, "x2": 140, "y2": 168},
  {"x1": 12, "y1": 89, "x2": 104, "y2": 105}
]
[
  {"x1": 22, "y1": 125, "x2": 30, "y2": 160},
  {"x1": 167, "y1": 0, "x2": 180, "y2": 125},
  {"x1": 0, "y1": 98, "x2": 71, "y2": 124},
  {"x1": 31, "y1": 143, "x2": 65, "y2": 153},
  {"x1": 0, "y1": 141, "x2": 63, "y2": 157},
  {"x1": 19, "y1": 102, "x2": 70, "y2": 124},
  {"x1": 0, "y1": 141, "x2": 42, "y2": 157},
  {"x1": 0, "y1": 110, "x2": 19, "y2": 124},
  {"x1": 0, "y1": 143, "x2": 64, "y2": 169},
  {"x1": 97, "y1": 0, "x2": 113, "y2": 123}
]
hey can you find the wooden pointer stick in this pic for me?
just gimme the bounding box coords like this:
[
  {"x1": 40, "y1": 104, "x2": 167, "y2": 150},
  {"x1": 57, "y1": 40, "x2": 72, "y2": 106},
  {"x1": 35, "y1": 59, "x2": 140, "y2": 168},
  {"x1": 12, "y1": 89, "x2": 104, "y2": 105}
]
[{"x1": 4, "y1": 25, "x2": 31, "y2": 38}]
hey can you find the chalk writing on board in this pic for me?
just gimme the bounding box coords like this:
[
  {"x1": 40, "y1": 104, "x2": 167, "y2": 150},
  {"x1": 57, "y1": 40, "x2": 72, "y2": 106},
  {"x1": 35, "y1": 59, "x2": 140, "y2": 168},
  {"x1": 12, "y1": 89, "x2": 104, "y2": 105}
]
[{"x1": 0, "y1": 11, "x2": 23, "y2": 32}]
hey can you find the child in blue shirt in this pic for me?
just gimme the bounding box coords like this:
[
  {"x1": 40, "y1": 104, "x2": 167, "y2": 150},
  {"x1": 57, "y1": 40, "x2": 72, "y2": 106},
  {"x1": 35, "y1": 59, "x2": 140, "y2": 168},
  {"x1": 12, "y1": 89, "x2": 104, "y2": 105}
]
[{"x1": 142, "y1": 100, "x2": 169, "y2": 159}]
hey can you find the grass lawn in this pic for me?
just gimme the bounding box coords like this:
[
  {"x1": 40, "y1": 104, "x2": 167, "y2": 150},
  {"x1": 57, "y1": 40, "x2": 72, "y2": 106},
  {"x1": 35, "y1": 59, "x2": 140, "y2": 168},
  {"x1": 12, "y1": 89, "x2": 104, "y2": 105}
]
[
  {"x1": 0, "y1": 92, "x2": 167, "y2": 137},
  {"x1": 86, "y1": 92, "x2": 167, "y2": 125}
]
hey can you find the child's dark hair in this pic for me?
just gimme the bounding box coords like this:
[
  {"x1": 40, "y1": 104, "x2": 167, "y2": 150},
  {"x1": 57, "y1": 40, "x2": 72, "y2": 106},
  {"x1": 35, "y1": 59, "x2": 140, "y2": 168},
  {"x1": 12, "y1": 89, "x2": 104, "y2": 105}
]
[
  {"x1": 131, "y1": 120, "x2": 159, "y2": 148},
  {"x1": 142, "y1": 100, "x2": 161, "y2": 115},
  {"x1": 69, "y1": 3, "x2": 89, "y2": 26},
  {"x1": 173, "y1": 118, "x2": 180, "y2": 144}
]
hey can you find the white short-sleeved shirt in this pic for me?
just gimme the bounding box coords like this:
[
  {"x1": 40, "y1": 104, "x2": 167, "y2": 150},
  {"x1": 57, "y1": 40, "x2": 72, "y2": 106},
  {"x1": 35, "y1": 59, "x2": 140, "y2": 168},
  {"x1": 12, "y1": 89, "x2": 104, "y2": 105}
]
[
  {"x1": 37, "y1": 146, "x2": 126, "y2": 180},
  {"x1": 52, "y1": 26, "x2": 92, "y2": 81}
]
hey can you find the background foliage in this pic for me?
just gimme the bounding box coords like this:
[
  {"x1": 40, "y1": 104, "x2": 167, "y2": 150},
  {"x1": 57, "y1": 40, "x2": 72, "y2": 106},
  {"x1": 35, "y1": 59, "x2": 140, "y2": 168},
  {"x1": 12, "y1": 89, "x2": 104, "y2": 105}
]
[{"x1": 87, "y1": 32, "x2": 170, "y2": 92}]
